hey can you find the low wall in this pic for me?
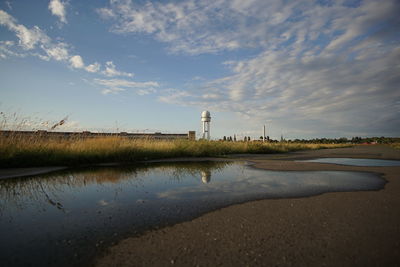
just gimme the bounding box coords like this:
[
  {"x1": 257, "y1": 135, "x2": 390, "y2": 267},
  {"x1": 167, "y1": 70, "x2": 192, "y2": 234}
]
[{"x1": 0, "y1": 130, "x2": 196, "y2": 140}]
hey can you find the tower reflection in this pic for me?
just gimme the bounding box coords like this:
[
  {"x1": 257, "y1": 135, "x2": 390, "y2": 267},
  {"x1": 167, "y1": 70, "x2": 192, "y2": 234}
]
[{"x1": 201, "y1": 170, "x2": 211, "y2": 183}]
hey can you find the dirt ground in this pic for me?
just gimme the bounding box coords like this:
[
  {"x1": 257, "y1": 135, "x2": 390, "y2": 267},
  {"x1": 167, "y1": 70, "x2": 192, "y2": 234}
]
[{"x1": 96, "y1": 145, "x2": 400, "y2": 267}]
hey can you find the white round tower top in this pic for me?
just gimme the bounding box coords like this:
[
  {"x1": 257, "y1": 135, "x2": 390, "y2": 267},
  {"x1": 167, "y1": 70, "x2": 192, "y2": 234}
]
[{"x1": 201, "y1": 110, "x2": 211, "y2": 121}]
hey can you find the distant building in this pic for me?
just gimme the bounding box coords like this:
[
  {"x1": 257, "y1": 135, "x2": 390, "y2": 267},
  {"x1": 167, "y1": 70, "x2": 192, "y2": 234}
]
[
  {"x1": 0, "y1": 130, "x2": 196, "y2": 140},
  {"x1": 188, "y1": 131, "x2": 196, "y2": 141}
]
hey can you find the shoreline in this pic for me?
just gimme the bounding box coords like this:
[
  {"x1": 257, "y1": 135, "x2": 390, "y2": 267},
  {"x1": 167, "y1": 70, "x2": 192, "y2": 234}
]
[
  {"x1": 0, "y1": 166, "x2": 67, "y2": 180},
  {"x1": 1, "y1": 145, "x2": 399, "y2": 266},
  {"x1": 96, "y1": 145, "x2": 400, "y2": 267},
  {"x1": 1, "y1": 145, "x2": 397, "y2": 180}
]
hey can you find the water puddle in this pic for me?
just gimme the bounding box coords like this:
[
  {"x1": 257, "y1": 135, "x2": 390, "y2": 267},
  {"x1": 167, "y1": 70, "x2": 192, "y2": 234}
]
[
  {"x1": 0, "y1": 161, "x2": 385, "y2": 266},
  {"x1": 298, "y1": 158, "x2": 400, "y2": 166}
]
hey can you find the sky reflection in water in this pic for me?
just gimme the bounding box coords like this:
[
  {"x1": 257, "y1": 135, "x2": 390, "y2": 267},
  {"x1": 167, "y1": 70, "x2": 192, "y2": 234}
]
[
  {"x1": 298, "y1": 158, "x2": 400, "y2": 166},
  {"x1": 0, "y1": 161, "x2": 385, "y2": 266}
]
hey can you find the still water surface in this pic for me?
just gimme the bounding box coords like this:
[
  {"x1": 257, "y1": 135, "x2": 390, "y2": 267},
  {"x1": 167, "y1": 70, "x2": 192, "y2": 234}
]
[
  {"x1": 298, "y1": 158, "x2": 400, "y2": 166},
  {"x1": 0, "y1": 161, "x2": 385, "y2": 266}
]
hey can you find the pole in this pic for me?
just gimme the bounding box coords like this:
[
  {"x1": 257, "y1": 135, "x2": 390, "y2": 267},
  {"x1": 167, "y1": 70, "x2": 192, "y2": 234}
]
[
  {"x1": 207, "y1": 122, "x2": 210, "y2": 140},
  {"x1": 263, "y1": 125, "x2": 266, "y2": 142},
  {"x1": 202, "y1": 121, "x2": 205, "y2": 139}
]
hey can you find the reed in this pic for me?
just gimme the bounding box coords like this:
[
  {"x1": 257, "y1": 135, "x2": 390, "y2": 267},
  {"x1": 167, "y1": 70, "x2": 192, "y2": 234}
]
[{"x1": 0, "y1": 134, "x2": 350, "y2": 168}]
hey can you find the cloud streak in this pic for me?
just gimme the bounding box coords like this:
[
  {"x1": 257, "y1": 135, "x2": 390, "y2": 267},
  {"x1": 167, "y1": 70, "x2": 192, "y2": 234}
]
[
  {"x1": 93, "y1": 78, "x2": 159, "y2": 95},
  {"x1": 0, "y1": 10, "x2": 93, "y2": 67},
  {"x1": 99, "y1": 0, "x2": 400, "y2": 137},
  {"x1": 99, "y1": 0, "x2": 398, "y2": 55},
  {"x1": 102, "y1": 61, "x2": 133, "y2": 77},
  {"x1": 0, "y1": 9, "x2": 155, "y2": 96}
]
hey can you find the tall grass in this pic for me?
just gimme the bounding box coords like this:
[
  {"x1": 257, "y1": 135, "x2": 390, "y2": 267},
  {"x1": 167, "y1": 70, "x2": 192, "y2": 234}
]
[
  {"x1": 0, "y1": 134, "x2": 350, "y2": 168},
  {"x1": 390, "y1": 143, "x2": 400, "y2": 149}
]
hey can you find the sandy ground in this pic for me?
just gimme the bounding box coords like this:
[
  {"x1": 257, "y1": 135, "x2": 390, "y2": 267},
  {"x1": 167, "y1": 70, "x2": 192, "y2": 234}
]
[{"x1": 96, "y1": 145, "x2": 400, "y2": 267}]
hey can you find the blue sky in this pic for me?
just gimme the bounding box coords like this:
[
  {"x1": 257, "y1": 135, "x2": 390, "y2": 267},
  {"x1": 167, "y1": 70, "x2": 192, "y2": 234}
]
[{"x1": 0, "y1": 0, "x2": 399, "y2": 139}]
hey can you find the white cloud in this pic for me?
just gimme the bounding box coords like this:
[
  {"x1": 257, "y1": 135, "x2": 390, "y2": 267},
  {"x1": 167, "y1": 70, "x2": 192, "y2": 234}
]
[
  {"x1": 99, "y1": 0, "x2": 400, "y2": 56},
  {"x1": 0, "y1": 9, "x2": 14, "y2": 25},
  {"x1": 0, "y1": 40, "x2": 26, "y2": 59},
  {"x1": 69, "y1": 55, "x2": 84, "y2": 68},
  {"x1": 0, "y1": 41, "x2": 14, "y2": 46},
  {"x1": 158, "y1": 89, "x2": 192, "y2": 104},
  {"x1": 0, "y1": 10, "x2": 77, "y2": 65},
  {"x1": 137, "y1": 88, "x2": 157, "y2": 96},
  {"x1": 0, "y1": 10, "x2": 58, "y2": 55},
  {"x1": 97, "y1": 7, "x2": 115, "y2": 19},
  {"x1": 98, "y1": 0, "x2": 253, "y2": 54},
  {"x1": 94, "y1": 0, "x2": 294, "y2": 54},
  {"x1": 48, "y1": 0, "x2": 67, "y2": 24},
  {"x1": 93, "y1": 78, "x2": 159, "y2": 95},
  {"x1": 85, "y1": 62, "x2": 101, "y2": 73},
  {"x1": 44, "y1": 43, "x2": 69, "y2": 61},
  {"x1": 202, "y1": 93, "x2": 221, "y2": 100},
  {"x1": 160, "y1": 43, "x2": 400, "y2": 137},
  {"x1": 324, "y1": 1, "x2": 397, "y2": 52},
  {"x1": 1, "y1": 1, "x2": 399, "y2": 137},
  {"x1": 152, "y1": 0, "x2": 400, "y2": 137},
  {"x1": 0, "y1": 10, "x2": 136, "y2": 77},
  {"x1": 102, "y1": 61, "x2": 133, "y2": 77},
  {"x1": 69, "y1": 56, "x2": 103, "y2": 74},
  {"x1": 0, "y1": 10, "x2": 50, "y2": 50},
  {"x1": 0, "y1": 10, "x2": 82, "y2": 64}
]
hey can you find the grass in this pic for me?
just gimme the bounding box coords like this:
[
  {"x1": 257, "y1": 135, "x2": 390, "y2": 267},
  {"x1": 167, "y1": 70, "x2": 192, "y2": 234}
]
[
  {"x1": 390, "y1": 143, "x2": 400, "y2": 149},
  {"x1": 0, "y1": 134, "x2": 351, "y2": 168}
]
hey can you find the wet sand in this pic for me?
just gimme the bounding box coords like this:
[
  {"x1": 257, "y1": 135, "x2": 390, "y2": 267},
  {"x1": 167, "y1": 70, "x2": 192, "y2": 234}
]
[{"x1": 96, "y1": 145, "x2": 400, "y2": 267}]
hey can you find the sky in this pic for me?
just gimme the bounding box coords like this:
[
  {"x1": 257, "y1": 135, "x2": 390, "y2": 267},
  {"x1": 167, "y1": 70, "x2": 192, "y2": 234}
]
[{"x1": 0, "y1": 0, "x2": 399, "y2": 140}]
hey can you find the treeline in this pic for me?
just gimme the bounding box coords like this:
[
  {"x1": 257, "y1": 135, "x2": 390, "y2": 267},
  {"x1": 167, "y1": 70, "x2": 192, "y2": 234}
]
[
  {"x1": 286, "y1": 137, "x2": 400, "y2": 144},
  {"x1": 219, "y1": 136, "x2": 399, "y2": 144}
]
